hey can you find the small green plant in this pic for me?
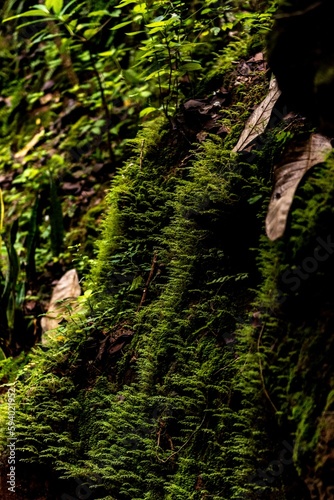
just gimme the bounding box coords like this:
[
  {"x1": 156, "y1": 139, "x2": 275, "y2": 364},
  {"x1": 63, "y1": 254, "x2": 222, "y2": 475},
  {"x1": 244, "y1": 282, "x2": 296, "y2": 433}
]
[
  {"x1": 3, "y1": 0, "x2": 234, "y2": 122},
  {"x1": 114, "y1": 0, "x2": 234, "y2": 118},
  {"x1": 0, "y1": 195, "x2": 22, "y2": 356}
]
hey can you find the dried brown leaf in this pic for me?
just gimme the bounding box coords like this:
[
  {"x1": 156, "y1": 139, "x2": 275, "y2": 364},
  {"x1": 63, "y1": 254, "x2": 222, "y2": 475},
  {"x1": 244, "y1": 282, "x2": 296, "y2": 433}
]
[
  {"x1": 233, "y1": 78, "x2": 281, "y2": 152},
  {"x1": 266, "y1": 133, "x2": 332, "y2": 241}
]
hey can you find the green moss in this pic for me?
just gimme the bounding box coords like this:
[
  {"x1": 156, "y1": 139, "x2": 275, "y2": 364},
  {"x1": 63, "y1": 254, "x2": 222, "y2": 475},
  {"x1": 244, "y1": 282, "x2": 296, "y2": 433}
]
[
  {"x1": 243, "y1": 146, "x2": 334, "y2": 493},
  {"x1": 0, "y1": 115, "x2": 279, "y2": 498},
  {"x1": 5, "y1": 3, "x2": 328, "y2": 496}
]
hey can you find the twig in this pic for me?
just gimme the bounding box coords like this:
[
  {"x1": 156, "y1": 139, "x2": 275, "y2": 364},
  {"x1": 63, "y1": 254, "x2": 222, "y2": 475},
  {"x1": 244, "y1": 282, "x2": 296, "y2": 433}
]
[
  {"x1": 137, "y1": 252, "x2": 158, "y2": 311},
  {"x1": 139, "y1": 139, "x2": 145, "y2": 170},
  {"x1": 156, "y1": 415, "x2": 206, "y2": 463},
  {"x1": 257, "y1": 323, "x2": 278, "y2": 413}
]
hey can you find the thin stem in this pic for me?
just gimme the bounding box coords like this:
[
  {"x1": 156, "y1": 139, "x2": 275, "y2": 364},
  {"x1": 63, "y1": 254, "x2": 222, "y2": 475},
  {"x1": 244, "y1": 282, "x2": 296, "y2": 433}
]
[{"x1": 87, "y1": 44, "x2": 115, "y2": 165}]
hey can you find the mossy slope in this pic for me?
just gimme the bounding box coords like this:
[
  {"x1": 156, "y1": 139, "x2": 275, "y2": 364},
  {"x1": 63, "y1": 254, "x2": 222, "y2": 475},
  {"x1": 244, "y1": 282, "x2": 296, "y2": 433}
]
[{"x1": 2, "y1": 2, "x2": 334, "y2": 498}]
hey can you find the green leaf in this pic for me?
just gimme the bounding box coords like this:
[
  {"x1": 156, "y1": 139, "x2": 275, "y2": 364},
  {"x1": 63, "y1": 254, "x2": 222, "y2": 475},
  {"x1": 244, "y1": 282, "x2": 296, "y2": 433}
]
[
  {"x1": 111, "y1": 20, "x2": 132, "y2": 30},
  {"x1": 248, "y1": 194, "x2": 262, "y2": 205},
  {"x1": 83, "y1": 28, "x2": 101, "y2": 39},
  {"x1": 145, "y1": 20, "x2": 168, "y2": 28},
  {"x1": 115, "y1": 0, "x2": 137, "y2": 7},
  {"x1": 61, "y1": 0, "x2": 78, "y2": 14},
  {"x1": 122, "y1": 68, "x2": 141, "y2": 83},
  {"x1": 125, "y1": 30, "x2": 144, "y2": 36},
  {"x1": 139, "y1": 107, "x2": 157, "y2": 117},
  {"x1": 98, "y1": 50, "x2": 116, "y2": 57},
  {"x1": 139, "y1": 48, "x2": 163, "y2": 59},
  {"x1": 144, "y1": 68, "x2": 169, "y2": 81},
  {"x1": 45, "y1": 0, "x2": 64, "y2": 15},
  {"x1": 147, "y1": 27, "x2": 166, "y2": 35},
  {"x1": 15, "y1": 18, "x2": 54, "y2": 32},
  {"x1": 181, "y1": 62, "x2": 202, "y2": 71},
  {"x1": 3, "y1": 10, "x2": 50, "y2": 21},
  {"x1": 45, "y1": 0, "x2": 54, "y2": 11},
  {"x1": 31, "y1": 4, "x2": 50, "y2": 13},
  {"x1": 210, "y1": 27, "x2": 221, "y2": 36},
  {"x1": 129, "y1": 276, "x2": 144, "y2": 291},
  {"x1": 151, "y1": 15, "x2": 164, "y2": 23},
  {"x1": 88, "y1": 10, "x2": 110, "y2": 17},
  {"x1": 110, "y1": 9, "x2": 122, "y2": 18},
  {"x1": 61, "y1": 1, "x2": 85, "y2": 17},
  {"x1": 222, "y1": 22, "x2": 234, "y2": 31},
  {"x1": 53, "y1": 0, "x2": 64, "y2": 15}
]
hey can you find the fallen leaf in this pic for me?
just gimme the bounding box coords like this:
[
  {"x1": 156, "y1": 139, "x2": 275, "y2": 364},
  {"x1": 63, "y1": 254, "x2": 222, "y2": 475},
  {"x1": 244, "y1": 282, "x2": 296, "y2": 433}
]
[
  {"x1": 39, "y1": 93, "x2": 53, "y2": 105},
  {"x1": 233, "y1": 78, "x2": 281, "y2": 152},
  {"x1": 266, "y1": 133, "x2": 332, "y2": 241},
  {"x1": 247, "y1": 52, "x2": 264, "y2": 63},
  {"x1": 97, "y1": 330, "x2": 133, "y2": 360},
  {"x1": 41, "y1": 269, "x2": 81, "y2": 334},
  {"x1": 14, "y1": 128, "x2": 45, "y2": 160},
  {"x1": 62, "y1": 181, "x2": 83, "y2": 192},
  {"x1": 42, "y1": 80, "x2": 54, "y2": 91},
  {"x1": 109, "y1": 333, "x2": 133, "y2": 354},
  {"x1": 196, "y1": 131, "x2": 208, "y2": 142},
  {"x1": 237, "y1": 61, "x2": 251, "y2": 76},
  {"x1": 183, "y1": 99, "x2": 206, "y2": 110}
]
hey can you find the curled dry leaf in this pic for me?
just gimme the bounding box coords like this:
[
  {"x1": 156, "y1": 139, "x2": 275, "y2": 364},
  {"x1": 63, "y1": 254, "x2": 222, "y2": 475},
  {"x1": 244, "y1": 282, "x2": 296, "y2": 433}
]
[
  {"x1": 41, "y1": 269, "x2": 81, "y2": 335},
  {"x1": 266, "y1": 133, "x2": 332, "y2": 241},
  {"x1": 233, "y1": 78, "x2": 281, "y2": 152}
]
